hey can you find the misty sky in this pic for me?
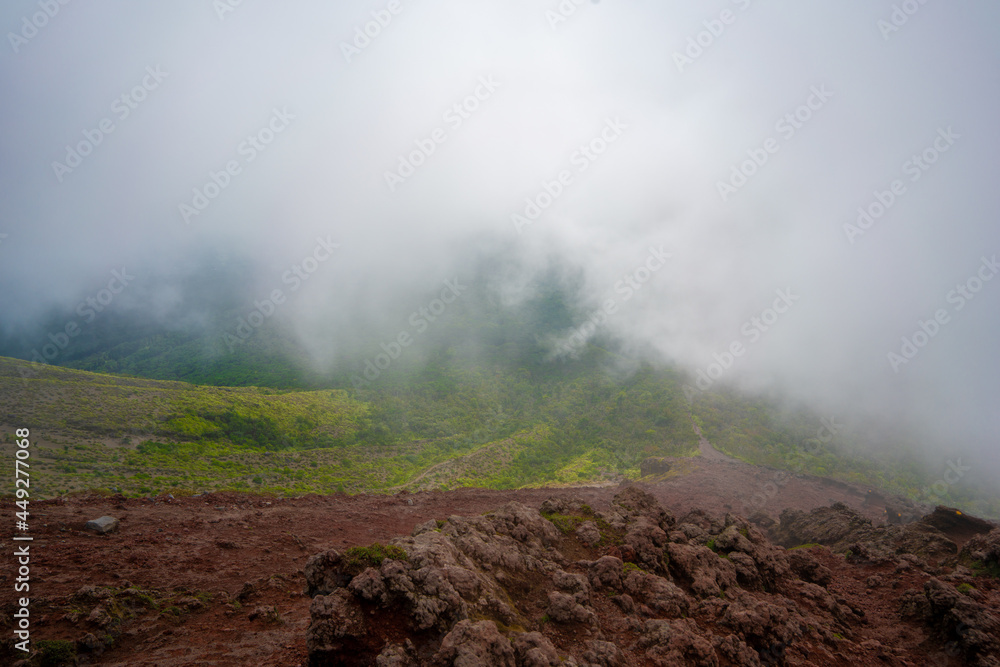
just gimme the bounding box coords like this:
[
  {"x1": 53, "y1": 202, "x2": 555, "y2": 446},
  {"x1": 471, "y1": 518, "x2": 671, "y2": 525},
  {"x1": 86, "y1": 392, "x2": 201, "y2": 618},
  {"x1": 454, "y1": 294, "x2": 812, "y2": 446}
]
[{"x1": 1, "y1": 1, "x2": 998, "y2": 474}]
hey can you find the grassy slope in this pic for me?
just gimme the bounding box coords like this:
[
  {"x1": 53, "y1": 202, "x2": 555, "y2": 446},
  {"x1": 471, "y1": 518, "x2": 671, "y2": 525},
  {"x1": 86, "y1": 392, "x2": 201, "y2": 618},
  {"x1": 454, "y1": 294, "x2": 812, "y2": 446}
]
[
  {"x1": 0, "y1": 354, "x2": 700, "y2": 498},
  {"x1": 0, "y1": 356, "x2": 367, "y2": 441},
  {"x1": 3, "y1": 352, "x2": 996, "y2": 518}
]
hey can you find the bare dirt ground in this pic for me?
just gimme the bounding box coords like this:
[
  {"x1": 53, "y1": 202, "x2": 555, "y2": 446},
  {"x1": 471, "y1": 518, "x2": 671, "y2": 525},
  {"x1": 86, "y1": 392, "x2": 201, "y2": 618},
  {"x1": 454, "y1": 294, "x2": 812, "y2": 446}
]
[{"x1": 0, "y1": 442, "x2": 928, "y2": 666}]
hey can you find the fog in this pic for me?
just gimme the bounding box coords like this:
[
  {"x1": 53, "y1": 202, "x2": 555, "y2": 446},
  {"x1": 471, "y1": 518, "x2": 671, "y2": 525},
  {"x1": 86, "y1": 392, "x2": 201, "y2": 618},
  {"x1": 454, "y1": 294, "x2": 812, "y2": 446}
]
[{"x1": 1, "y1": 1, "x2": 998, "y2": 477}]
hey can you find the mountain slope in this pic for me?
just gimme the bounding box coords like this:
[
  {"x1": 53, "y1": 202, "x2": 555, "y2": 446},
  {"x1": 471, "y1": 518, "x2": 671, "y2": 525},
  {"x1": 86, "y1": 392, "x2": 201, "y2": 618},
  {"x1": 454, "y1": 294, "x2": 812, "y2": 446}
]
[{"x1": 0, "y1": 355, "x2": 700, "y2": 498}]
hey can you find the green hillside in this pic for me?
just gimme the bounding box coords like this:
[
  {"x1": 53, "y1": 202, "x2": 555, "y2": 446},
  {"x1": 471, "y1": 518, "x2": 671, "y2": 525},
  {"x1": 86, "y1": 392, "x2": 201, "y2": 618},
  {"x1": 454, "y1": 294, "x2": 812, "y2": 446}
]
[
  {"x1": 3, "y1": 352, "x2": 997, "y2": 518},
  {"x1": 0, "y1": 354, "x2": 700, "y2": 498}
]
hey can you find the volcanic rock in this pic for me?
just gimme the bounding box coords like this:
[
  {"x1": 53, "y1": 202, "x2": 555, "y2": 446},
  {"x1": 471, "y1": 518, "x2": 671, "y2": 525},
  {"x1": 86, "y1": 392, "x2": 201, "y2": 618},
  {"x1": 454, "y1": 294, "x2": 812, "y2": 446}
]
[{"x1": 84, "y1": 516, "x2": 119, "y2": 534}]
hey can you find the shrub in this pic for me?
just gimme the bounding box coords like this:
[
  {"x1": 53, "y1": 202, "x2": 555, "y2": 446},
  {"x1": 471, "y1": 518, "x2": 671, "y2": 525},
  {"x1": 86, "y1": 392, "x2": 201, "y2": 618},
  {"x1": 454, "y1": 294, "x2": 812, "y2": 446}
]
[
  {"x1": 540, "y1": 511, "x2": 585, "y2": 534},
  {"x1": 967, "y1": 560, "x2": 1000, "y2": 579},
  {"x1": 342, "y1": 543, "x2": 408, "y2": 573},
  {"x1": 36, "y1": 639, "x2": 77, "y2": 666}
]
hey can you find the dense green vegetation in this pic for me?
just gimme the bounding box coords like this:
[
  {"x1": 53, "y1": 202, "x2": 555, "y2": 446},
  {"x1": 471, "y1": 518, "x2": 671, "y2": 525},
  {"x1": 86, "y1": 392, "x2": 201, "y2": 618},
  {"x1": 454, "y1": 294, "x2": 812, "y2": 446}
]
[
  {"x1": 3, "y1": 346, "x2": 998, "y2": 520},
  {"x1": 0, "y1": 353, "x2": 700, "y2": 498},
  {"x1": 0, "y1": 358, "x2": 370, "y2": 445}
]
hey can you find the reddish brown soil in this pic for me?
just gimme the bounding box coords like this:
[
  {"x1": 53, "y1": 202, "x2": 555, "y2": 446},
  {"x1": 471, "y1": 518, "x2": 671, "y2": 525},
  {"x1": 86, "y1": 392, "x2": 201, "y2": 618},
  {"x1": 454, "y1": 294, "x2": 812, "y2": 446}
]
[{"x1": 0, "y1": 454, "x2": 980, "y2": 665}]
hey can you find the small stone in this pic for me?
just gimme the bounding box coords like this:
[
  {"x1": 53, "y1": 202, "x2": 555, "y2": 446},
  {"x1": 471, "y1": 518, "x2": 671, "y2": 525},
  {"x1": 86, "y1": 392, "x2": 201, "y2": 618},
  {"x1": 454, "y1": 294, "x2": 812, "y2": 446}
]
[
  {"x1": 237, "y1": 582, "x2": 256, "y2": 601},
  {"x1": 87, "y1": 605, "x2": 111, "y2": 628},
  {"x1": 248, "y1": 605, "x2": 276, "y2": 620},
  {"x1": 84, "y1": 516, "x2": 119, "y2": 535}
]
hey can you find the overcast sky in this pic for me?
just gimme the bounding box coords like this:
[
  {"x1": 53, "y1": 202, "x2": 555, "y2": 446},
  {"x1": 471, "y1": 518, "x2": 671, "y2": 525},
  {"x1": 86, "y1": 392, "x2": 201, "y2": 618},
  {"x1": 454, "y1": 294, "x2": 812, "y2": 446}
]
[{"x1": 1, "y1": 1, "x2": 998, "y2": 474}]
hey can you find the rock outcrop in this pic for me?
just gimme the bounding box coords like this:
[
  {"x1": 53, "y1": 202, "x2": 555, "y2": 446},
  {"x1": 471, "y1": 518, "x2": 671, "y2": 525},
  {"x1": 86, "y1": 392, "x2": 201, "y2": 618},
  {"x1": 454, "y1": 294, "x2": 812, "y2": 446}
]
[
  {"x1": 640, "y1": 457, "x2": 673, "y2": 478},
  {"x1": 900, "y1": 577, "x2": 1000, "y2": 667},
  {"x1": 770, "y1": 502, "x2": 996, "y2": 563},
  {"x1": 305, "y1": 488, "x2": 998, "y2": 666}
]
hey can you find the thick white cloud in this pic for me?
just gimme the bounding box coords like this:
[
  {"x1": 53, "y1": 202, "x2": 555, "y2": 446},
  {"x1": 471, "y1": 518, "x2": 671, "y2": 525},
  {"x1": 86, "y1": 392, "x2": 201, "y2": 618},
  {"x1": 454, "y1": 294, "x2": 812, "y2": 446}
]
[{"x1": 0, "y1": 0, "x2": 998, "y2": 473}]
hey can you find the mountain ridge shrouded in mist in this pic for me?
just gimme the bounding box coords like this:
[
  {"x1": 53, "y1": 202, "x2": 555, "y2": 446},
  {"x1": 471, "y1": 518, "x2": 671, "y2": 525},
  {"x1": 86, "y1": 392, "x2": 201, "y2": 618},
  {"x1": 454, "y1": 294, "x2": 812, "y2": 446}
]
[
  {"x1": 1, "y1": 3, "x2": 998, "y2": 485},
  {"x1": 1, "y1": 242, "x2": 997, "y2": 515}
]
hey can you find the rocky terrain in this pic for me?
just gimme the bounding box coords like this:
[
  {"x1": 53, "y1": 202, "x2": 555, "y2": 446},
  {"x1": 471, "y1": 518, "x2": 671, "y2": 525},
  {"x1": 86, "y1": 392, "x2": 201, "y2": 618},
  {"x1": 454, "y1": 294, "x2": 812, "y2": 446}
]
[
  {"x1": 1, "y1": 453, "x2": 998, "y2": 666},
  {"x1": 304, "y1": 489, "x2": 1000, "y2": 666}
]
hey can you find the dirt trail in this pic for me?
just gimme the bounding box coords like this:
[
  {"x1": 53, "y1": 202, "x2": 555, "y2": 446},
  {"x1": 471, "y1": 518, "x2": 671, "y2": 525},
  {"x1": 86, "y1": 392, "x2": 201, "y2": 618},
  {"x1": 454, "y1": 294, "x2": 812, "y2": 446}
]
[
  {"x1": 690, "y1": 416, "x2": 739, "y2": 463},
  {"x1": 389, "y1": 458, "x2": 450, "y2": 490}
]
